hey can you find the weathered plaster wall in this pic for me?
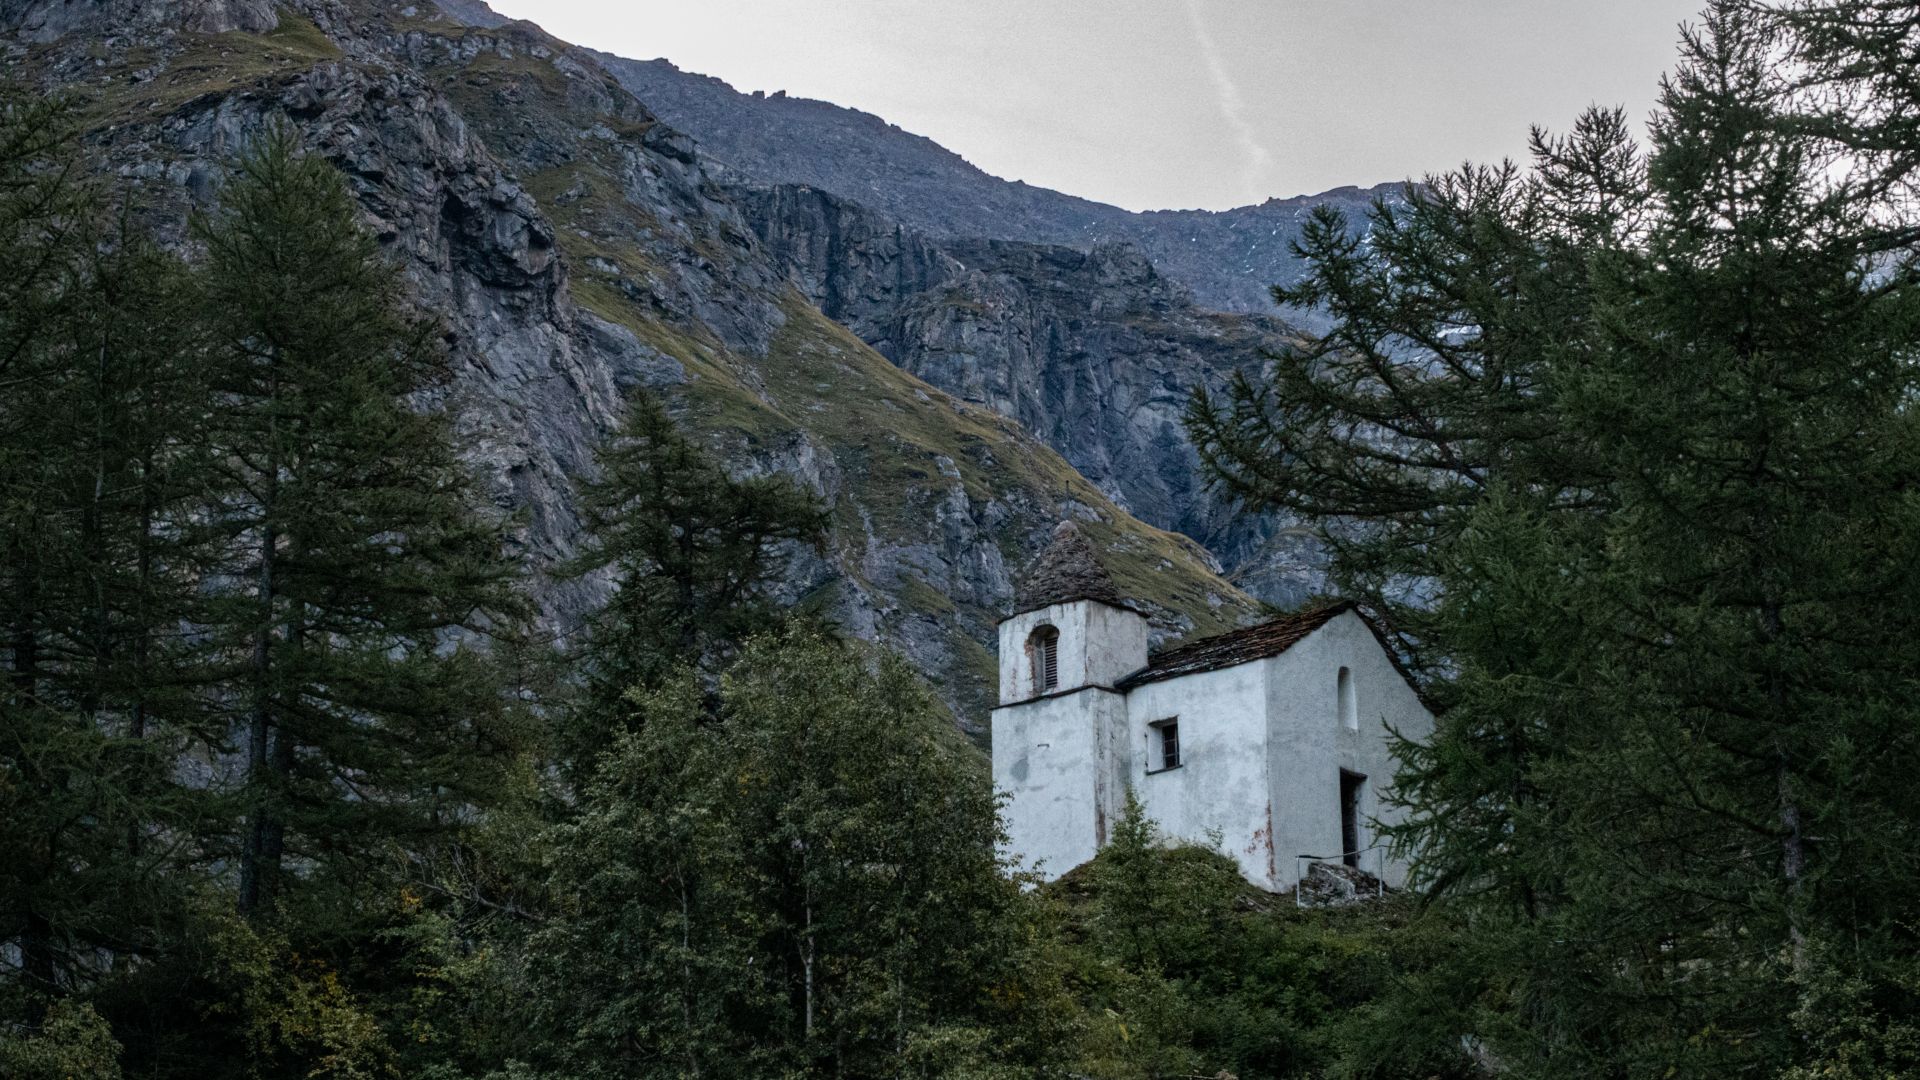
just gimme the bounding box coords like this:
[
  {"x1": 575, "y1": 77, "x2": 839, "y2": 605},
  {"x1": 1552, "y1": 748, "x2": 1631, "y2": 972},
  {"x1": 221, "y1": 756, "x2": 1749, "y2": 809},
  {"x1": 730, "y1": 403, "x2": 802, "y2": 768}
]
[
  {"x1": 991, "y1": 687, "x2": 1131, "y2": 878},
  {"x1": 1084, "y1": 602, "x2": 1150, "y2": 687},
  {"x1": 991, "y1": 605, "x2": 1434, "y2": 891},
  {"x1": 1263, "y1": 610, "x2": 1433, "y2": 888},
  {"x1": 996, "y1": 599, "x2": 1147, "y2": 703},
  {"x1": 1123, "y1": 664, "x2": 1277, "y2": 888}
]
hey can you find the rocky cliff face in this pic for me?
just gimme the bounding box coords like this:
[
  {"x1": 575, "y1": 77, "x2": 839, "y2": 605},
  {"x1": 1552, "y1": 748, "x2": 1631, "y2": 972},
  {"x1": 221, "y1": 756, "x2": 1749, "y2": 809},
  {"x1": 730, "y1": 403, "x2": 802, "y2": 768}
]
[
  {"x1": 738, "y1": 184, "x2": 1328, "y2": 607},
  {"x1": 590, "y1": 51, "x2": 1402, "y2": 327},
  {"x1": 5, "y1": 0, "x2": 1264, "y2": 728}
]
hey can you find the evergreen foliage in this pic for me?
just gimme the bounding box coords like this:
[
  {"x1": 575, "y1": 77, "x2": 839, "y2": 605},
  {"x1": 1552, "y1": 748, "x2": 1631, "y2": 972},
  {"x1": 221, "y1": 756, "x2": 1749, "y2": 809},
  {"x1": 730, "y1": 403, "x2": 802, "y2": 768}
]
[
  {"x1": 12, "y1": 1, "x2": 1920, "y2": 1075},
  {"x1": 1062, "y1": 797, "x2": 1474, "y2": 1080},
  {"x1": 562, "y1": 389, "x2": 825, "y2": 723},
  {"x1": 1190, "y1": 2, "x2": 1920, "y2": 1074},
  {"x1": 549, "y1": 383, "x2": 826, "y2": 804},
  {"x1": 1, "y1": 86, "x2": 217, "y2": 1042},
  {"x1": 191, "y1": 124, "x2": 531, "y2": 925},
  {"x1": 2, "y1": 110, "x2": 537, "y2": 1079},
  {"x1": 527, "y1": 626, "x2": 1021, "y2": 1079}
]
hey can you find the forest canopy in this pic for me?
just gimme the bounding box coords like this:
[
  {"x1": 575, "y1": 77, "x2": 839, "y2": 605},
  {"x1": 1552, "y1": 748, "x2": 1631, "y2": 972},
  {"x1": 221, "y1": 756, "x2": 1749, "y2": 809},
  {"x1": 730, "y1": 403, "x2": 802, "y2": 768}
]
[{"x1": 8, "y1": 1, "x2": 1920, "y2": 1077}]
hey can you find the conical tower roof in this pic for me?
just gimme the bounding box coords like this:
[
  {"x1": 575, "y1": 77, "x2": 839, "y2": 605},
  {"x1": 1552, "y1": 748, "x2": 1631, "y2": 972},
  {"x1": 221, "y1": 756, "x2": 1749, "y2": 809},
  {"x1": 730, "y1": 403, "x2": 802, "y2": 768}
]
[{"x1": 1010, "y1": 521, "x2": 1132, "y2": 616}]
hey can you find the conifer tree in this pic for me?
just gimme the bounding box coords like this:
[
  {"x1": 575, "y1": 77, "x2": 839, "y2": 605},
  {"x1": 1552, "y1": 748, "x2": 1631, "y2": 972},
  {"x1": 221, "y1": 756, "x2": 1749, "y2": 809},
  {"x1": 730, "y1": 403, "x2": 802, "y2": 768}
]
[
  {"x1": 0, "y1": 89, "x2": 91, "y2": 387},
  {"x1": 1754, "y1": 0, "x2": 1920, "y2": 257},
  {"x1": 1187, "y1": 104, "x2": 1644, "y2": 946},
  {"x1": 1524, "y1": 6, "x2": 1920, "y2": 1071},
  {"x1": 191, "y1": 124, "x2": 527, "y2": 923},
  {"x1": 560, "y1": 391, "x2": 823, "y2": 762},
  {"x1": 528, "y1": 628, "x2": 1020, "y2": 1079},
  {"x1": 1, "y1": 83, "x2": 101, "y2": 1007},
  {"x1": 0, "y1": 90, "x2": 214, "y2": 1030},
  {"x1": 1191, "y1": 2, "x2": 1920, "y2": 1074}
]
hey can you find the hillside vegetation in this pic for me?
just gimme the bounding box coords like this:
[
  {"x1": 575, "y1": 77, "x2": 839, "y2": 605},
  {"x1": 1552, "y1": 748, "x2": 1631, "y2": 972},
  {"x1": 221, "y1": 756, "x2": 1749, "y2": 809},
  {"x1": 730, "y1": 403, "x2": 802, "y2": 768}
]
[
  {"x1": 8, "y1": 1, "x2": 1920, "y2": 1078},
  {"x1": 9, "y1": 0, "x2": 1259, "y2": 727}
]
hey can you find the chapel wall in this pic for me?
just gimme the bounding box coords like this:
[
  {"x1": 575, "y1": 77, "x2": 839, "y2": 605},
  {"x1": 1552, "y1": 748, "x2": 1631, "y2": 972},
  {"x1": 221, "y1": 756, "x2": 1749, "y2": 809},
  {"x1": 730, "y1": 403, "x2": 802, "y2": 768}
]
[
  {"x1": 991, "y1": 687, "x2": 1131, "y2": 880},
  {"x1": 1124, "y1": 663, "x2": 1277, "y2": 889},
  {"x1": 1264, "y1": 610, "x2": 1434, "y2": 889}
]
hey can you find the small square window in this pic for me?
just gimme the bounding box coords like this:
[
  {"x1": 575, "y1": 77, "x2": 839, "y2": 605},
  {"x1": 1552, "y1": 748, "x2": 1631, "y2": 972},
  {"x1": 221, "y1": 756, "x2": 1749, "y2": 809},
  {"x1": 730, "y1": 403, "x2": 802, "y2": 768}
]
[{"x1": 1148, "y1": 718, "x2": 1181, "y2": 772}]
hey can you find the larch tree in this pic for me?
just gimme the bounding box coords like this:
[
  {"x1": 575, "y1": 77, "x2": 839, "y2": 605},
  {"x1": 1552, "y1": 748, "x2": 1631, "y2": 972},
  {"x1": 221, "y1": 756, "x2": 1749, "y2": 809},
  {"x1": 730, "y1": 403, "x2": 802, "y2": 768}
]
[
  {"x1": 1189, "y1": 2, "x2": 1920, "y2": 1075},
  {"x1": 558, "y1": 389, "x2": 824, "y2": 769},
  {"x1": 0, "y1": 90, "x2": 215, "y2": 1026},
  {"x1": 192, "y1": 124, "x2": 528, "y2": 925},
  {"x1": 0, "y1": 84, "x2": 106, "y2": 1006}
]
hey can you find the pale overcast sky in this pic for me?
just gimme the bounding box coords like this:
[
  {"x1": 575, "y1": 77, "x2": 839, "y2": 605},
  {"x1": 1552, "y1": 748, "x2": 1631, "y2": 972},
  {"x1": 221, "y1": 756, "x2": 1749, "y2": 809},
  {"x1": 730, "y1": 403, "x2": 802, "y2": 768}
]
[{"x1": 485, "y1": 0, "x2": 1703, "y2": 212}]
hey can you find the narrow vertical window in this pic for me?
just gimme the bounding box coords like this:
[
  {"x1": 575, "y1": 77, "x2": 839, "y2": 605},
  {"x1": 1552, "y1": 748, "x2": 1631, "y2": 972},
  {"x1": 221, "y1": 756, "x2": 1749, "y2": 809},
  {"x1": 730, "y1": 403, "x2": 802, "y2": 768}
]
[
  {"x1": 1030, "y1": 625, "x2": 1059, "y2": 693},
  {"x1": 1337, "y1": 666, "x2": 1357, "y2": 731}
]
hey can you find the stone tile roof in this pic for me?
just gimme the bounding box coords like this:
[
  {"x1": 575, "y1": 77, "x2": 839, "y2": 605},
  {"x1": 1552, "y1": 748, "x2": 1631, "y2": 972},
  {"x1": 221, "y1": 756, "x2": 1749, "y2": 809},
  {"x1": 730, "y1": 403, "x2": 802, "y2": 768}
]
[
  {"x1": 1010, "y1": 521, "x2": 1132, "y2": 616},
  {"x1": 1118, "y1": 602, "x2": 1355, "y2": 689}
]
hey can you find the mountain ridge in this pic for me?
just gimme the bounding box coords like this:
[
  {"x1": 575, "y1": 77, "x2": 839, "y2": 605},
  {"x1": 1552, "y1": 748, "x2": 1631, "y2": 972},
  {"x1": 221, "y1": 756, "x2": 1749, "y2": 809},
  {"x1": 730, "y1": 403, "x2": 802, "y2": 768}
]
[
  {"x1": 586, "y1": 49, "x2": 1402, "y2": 324},
  {"x1": 733, "y1": 182, "x2": 1329, "y2": 605},
  {"x1": 4, "y1": 0, "x2": 1267, "y2": 726},
  {"x1": 415, "y1": 0, "x2": 1353, "y2": 603}
]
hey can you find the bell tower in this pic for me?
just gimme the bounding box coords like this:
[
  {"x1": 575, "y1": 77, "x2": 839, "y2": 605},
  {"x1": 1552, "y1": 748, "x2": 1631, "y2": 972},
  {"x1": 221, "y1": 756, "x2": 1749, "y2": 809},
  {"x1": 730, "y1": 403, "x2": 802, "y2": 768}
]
[{"x1": 991, "y1": 521, "x2": 1148, "y2": 878}]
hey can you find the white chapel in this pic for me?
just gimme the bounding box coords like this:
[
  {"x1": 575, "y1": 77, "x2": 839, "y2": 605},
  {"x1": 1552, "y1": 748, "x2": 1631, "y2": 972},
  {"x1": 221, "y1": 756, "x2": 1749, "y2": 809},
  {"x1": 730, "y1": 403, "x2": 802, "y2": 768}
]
[{"x1": 990, "y1": 521, "x2": 1436, "y2": 892}]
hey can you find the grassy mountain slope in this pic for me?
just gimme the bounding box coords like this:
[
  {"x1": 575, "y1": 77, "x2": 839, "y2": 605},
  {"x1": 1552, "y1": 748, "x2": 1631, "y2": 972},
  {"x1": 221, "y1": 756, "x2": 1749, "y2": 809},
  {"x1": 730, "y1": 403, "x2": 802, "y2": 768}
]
[{"x1": 7, "y1": 0, "x2": 1259, "y2": 725}]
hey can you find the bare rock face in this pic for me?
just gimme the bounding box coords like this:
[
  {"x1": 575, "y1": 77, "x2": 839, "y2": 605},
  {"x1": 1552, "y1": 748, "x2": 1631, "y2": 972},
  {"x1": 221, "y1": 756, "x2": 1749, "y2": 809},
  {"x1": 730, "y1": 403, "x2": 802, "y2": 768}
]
[
  {"x1": 1, "y1": 0, "x2": 279, "y2": 41},
  {"x1": 589, "y1": 48, "x2": 1403, "y2": 329},
  {"x1": 737, "y1": 184, "x2": 1332, "y2": 608},
  {"x1": 6, "y1": 0, "x2": 1263, "y2": 727}
]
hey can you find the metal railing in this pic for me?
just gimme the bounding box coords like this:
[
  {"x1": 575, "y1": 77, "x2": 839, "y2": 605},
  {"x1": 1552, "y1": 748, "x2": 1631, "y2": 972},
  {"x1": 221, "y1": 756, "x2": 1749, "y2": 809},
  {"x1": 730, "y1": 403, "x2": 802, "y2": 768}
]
[{"x1": 1293, "y1": 845, "x2": 1387, "y2": 906}]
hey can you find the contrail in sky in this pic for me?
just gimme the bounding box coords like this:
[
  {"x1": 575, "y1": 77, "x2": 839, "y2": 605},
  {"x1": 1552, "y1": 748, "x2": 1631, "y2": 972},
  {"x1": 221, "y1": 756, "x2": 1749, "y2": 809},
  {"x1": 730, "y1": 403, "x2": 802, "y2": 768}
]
[{"x1": 1181, "y1": 0, "x2": 1273, "y2": 202}]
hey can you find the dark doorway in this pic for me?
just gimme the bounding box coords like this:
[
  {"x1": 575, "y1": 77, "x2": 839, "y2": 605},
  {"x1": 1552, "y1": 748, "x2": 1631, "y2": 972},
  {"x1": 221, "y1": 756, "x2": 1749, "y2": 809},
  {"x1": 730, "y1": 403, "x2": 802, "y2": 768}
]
[{"x1": 1339, "y1": 770, "x2": 1366, "y2": 867}]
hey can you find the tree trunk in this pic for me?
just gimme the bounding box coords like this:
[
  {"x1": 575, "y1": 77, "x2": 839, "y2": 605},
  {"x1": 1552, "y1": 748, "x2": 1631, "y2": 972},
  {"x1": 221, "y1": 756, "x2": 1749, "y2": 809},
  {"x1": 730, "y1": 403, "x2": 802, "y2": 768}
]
[
  {"x1": 680, "y1": 869, "x2": 701, "y2": 1078},
  {"x1": 802, "y1": 867, "x2": 815, "y2": 1041},
  {"x1": 9, "y1": 538, "x2": 37, "y2": 710},
  {"x1": 81, "y1": 335, "x2": 110, "y2": 725},
  {"x1": 128, "y1": 448, "x2": 155, "y2": 857},
  {"x1": 8, "y1": 534, "x2": 56, "y2": 990},
  {"x1": 238, "y1": 518, "x2": 277, "y2": 917},
  {"x1": 1768, "y1": 600, "x2": 1807, "y2": 972}
]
